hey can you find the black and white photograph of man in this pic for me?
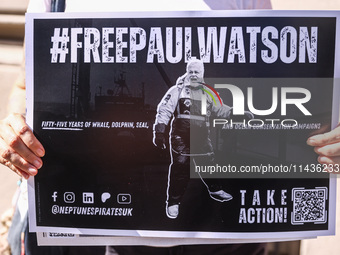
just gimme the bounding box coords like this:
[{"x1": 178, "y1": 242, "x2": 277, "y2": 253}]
[{"x1": 153, "y1": 58, "x2": 253, "y2": 219}]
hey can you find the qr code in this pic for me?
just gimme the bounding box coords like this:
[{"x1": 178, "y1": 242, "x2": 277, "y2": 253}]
[{"x1": 291, "y1": 187, "x2": 328, "y2": 225}]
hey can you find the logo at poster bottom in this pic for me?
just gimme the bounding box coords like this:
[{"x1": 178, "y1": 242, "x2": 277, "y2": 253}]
[
  {"x1": 101, "y1": 192, "x2": 111, "y2": 203},
  {"x1": 83, "y1": 192, "x2": 94, "y2": 204},
  {"x1": 52, "y1": 192, "x2": 58, "y2": 202},
  {"x1": 117, "y1": 194, "x2": 131, "y2": 204},
  {"x1": 64, "y1": 192, "x2": 75, "y2": 203}
]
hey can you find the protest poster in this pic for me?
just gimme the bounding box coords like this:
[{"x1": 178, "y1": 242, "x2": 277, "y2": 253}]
[{"x1": 26, "y1": 11, "x2": 339, "y2": 241}]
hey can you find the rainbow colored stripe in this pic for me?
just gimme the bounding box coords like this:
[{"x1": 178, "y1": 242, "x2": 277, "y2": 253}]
[{"x1": 198, "y1": 82, "x2": 223, "y2": 106}]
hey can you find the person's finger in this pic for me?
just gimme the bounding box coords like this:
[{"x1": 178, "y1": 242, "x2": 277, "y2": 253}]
[
  {"x1": 0, "y1": 122, "x2": 43, "y2": 169},
  {"x1": 314, "y1": 143, "x2": 340, "y2": 157},
  {"x1": 6, "y1": 114, "x2": 45, "y2": 157},
  {"x1": 307, "y1": 126, "x2": 340, "y2": 147},
  {"x1": 0, "y1": 139, "x2": 38, "y2": 176},
  {"x1": 0, "y1": 154, "x2": 32, "y2": 179},
  {"x1": 317, "y1": 155, "x2": 340, "y2": 165}
]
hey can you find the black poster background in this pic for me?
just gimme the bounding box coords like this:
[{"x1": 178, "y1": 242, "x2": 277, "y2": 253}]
[{"x1": 30, "y1": 14, "x2": 336, "y2": 236}]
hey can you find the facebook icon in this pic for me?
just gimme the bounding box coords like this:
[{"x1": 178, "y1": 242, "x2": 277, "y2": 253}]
[{"x1": 52, "y1": 192, "x2": 58, "y2": 202}]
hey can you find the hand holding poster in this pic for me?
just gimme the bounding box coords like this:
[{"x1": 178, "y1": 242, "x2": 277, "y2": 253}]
[{"x1": 25, "y1": 10, "x2": 339, "y2": 244}]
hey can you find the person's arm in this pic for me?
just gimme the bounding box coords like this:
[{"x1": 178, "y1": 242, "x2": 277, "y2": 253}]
[
  {"x1": 153, "y1": 85, "x2": 179, "y2": 149},
  {"x1": 307, "y1": 124, "x2": 340, "y2": 167},
  {"x1": 0, "y1": 72, "x2": 45, "y2": 179},
  {"x1": 7, "y1": 70, "x2": 26, "y2": 114}
]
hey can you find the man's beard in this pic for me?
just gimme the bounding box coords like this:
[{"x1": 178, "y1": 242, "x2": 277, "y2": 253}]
[{"x1": 189, "y1": 76, "x2": 203, "y2": 86}]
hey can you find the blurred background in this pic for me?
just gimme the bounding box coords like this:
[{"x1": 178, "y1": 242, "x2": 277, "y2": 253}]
[{"x1": 0, "y1": 0, "x2": 339, "y2": 254}]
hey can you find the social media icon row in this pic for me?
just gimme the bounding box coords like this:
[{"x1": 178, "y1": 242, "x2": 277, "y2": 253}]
[{"x1": 52, "y1": 192, "x2": 131, "y2": 204}]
